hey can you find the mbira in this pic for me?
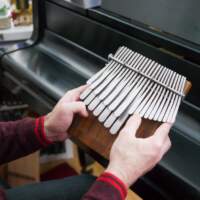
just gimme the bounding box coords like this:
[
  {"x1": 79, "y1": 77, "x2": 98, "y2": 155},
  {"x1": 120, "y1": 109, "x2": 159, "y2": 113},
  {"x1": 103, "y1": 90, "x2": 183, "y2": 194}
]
[{"x1": 69, "y1": 46, "x2": 192, "y2": 159}]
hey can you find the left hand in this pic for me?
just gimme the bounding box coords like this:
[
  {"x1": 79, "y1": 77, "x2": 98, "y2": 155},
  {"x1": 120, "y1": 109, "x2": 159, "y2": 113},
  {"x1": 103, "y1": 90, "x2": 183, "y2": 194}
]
[{"x1": 44, "y1": 85, "x2": 88, "y2": 142}]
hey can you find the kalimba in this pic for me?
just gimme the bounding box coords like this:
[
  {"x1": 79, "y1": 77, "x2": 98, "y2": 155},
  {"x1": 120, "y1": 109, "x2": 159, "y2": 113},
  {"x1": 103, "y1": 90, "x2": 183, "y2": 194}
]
[{"x1": 69, "y1": 46, "x2": 192, "y2": 159}]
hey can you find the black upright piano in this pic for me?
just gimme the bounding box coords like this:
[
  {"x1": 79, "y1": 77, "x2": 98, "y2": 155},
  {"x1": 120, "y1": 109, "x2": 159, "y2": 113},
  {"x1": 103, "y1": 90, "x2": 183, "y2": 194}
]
[{"x1": 0, "y1": 0, "x2": 199, "y2": 199}]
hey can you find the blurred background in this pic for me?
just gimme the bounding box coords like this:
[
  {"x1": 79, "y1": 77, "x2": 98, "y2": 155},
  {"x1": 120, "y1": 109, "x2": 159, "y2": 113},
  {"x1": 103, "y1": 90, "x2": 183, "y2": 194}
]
[
  {"x1": 0, "y1": 0, "x2": 33, "y2": 45},
  {"x1": 0, "y1": 1, "x2": 199, "y2": 199}
]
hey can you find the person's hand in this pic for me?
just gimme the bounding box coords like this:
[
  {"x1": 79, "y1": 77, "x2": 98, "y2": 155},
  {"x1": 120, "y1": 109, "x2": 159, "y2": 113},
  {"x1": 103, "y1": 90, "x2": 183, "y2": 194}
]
[
  {"x1": 105, "y1": 114, "x2": 172, "y2": 187},
  {"x1": 44, "y1": 85, "x2": 88, "y2": 142}
]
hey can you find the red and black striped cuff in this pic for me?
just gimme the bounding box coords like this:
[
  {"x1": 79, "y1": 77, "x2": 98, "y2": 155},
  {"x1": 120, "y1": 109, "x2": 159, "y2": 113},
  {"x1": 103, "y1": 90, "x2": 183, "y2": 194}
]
[
  {"x1": 34, "y1": 116, "x2": 53, "y2": 147},
  {"x1": 97, "y1": 172, "x2": 127, "y2": 200}
]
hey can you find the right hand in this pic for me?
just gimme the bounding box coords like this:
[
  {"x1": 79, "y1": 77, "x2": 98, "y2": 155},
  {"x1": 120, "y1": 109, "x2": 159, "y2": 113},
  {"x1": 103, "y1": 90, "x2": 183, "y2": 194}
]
[{"x1": 105, "y1": 114, "x2": 172, "y2": 187}]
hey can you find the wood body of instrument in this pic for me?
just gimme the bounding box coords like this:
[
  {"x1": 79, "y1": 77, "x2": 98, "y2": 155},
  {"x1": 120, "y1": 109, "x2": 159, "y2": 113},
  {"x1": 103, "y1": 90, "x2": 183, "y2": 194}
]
[{"x1": 69, "y1": 81, "x2": 191, "y2": 160}]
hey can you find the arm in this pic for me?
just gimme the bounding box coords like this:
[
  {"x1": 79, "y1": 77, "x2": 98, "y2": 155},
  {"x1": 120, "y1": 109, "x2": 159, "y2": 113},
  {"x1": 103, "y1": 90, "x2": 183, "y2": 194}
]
[
  {"x1": 44, "y1": 86, "x2": 171, "y2": 200},
  {"x1": 0, "y1": 86, "x2": 88, "y2": 200},
  {"x1": 82, "y1": 172, "x2": 127, "y2": 200},
  {"x1": 4, "y1": 85, "x2": 168, "y2": 200},
  {"x1": 0, "y1": 116, "x2": 51, "y2": 165},
  {"x1": 0, "y1": 85, "x2": 88, "y2": 165},
  {"x1": 82, "y1": 115, "x2": 172, "y2": 200}
]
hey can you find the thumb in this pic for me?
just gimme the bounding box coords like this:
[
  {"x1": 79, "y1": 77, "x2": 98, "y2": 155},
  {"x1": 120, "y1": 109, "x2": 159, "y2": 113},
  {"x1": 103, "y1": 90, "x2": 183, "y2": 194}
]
[
  {"x1": 120, "y1": 113, "x2": 141, "y2": 136},
  {"x1": 151, "y1": 123, "x2": 172, "y2": 143},
  {"x1": 68, "y1": 101, "x2": 88, "y2": 117}
]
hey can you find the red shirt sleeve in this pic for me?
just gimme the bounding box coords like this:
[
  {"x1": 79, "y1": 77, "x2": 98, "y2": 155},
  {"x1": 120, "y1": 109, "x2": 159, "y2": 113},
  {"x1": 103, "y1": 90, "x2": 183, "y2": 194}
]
[
  {"x1": 82, "y1": 172, "x2": 127, "y2": 200},
  {"x1": 0, "y1": 116, "x2": 52, "y2": 165}
]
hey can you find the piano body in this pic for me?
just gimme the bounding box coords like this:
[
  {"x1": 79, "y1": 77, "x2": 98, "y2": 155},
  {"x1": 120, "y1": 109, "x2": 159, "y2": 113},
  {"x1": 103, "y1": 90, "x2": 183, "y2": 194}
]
[{"x1": 0, "y1": 0, "x2": 200, "y2": 199}]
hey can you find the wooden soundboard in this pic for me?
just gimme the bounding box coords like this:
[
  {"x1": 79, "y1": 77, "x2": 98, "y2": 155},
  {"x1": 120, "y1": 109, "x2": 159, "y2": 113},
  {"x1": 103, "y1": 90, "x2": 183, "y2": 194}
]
[{"x1": 69, "y1": 81, "x2": 192, "y2": 160}]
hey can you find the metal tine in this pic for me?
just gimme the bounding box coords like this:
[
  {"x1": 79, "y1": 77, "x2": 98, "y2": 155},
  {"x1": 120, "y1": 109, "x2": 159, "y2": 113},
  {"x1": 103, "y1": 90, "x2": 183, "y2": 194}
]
[
  {"x1": 168, "y1": 76, "x2": 186, "y2": 123},
  {"x1": 104, "y1": 59, "x2": 157, "y2": 128},
  {"x1": 80, "y1": 46, "x2": 126, "y2": 100},
  {"x1": 83, "y1": 62, "x2": 120, "y2": 105},
  {"x1": 95, "y1": 50, "x2": 136, "y2": 121},
  {"x1": 152, "y1": 69, "x2": 174, "y2": 121},
  {"x1": 132, "y1": 64, "x2": 164, "y2": 115},
  {"x1": 87, "y1": 49, "x2": 133, "y2": 109},
  {"x1": 81, "y1": 64, "x2": 119, "y2": 101},
  {"x1": 158, "y1": 72, "x2": 180, "y2": 122},
  {"x1": 93, "y1": 50, "x2": 134, "y2": 96},
  {"x1": 102, "y1": 55, "x2": 148, "y2": 127},
  {"x1": 171, "y1": 77, "x2": 186, "y2": 122},
  {"x1": 84, "y1": 65, "x2": 122, "y2": 106},
  {"x1": 140, "y1": 67, "x2": 176, "y2": 117},
  {"x1": 87, "y1": 63, "x2": 112, "y2": 85},
  {"x1": 83, "y1": 47, "x2": 129, "y2": 105},
  {"x1": 81, "y1": 50, "x2": 123, "y2": 100},
  {"x1": 99, "y1": 68, "x2": 132, "y2": 101},
  {"x1": 84, "y1": 92, "x2": 96, "y2": 106},
  {"x1": 143, "y1": 67, "x2": 170, "y2": 119},
  {"x1": 113, "y1": 60, "x2": 157, "y2": 117},
  {"x1": 109, "y1": 110, "x2": 129, "y2": 134},
  {"x1": 103, "y1": 53, "x2": 142, "y2": 106},
  {"x1": 98, "y1": 56, "x2": 149, "y2": 122},
  {"x1": 104, "y1": 75, "x2": 146, "y2": 125},
  {"x1": 109, "y1": 75, "x2": 183, "y2": 134},
  {"x1": 138, "y1": 64, "x2": 166, "y2": 118},
  {"x1": 80, "y1": 87, "x2": 93, "y2": 101},
  {"x1": 91, "y1": 47, "x2": 128, "y2": 90},
  {"x1": 88, "y1": 64, "x2": 132, "y2": 111},
  {"x1": 93, "y1": 53, "x2": 141, "y2": 117},
  {"x1": 98, "y1": 53, "x2": 138, "y2": 101},
  {"x1": 109, "y1": 65, "x2": 166, "y2": 133},
  {"x1": 87, "y1": 47, "x2": 124, "y2": 85},
  {"x1": 88, "y1": 97, "x2": 100, "y2": 111},
  {"x1": 88, "y1": 68, "x2": 132, "y2": 111},
  {"x1": 162, "y1": 74, "x2": 181, "y2": 122},
  {"x1": 108, "y1": 57, "x2": 150, "y2": 112},
  {"x1": 93, "y1": 103, "x2": 105, "y2": 116},
  {"x1": 148, "y1": 69, "x2": 171, "y2": 120}
]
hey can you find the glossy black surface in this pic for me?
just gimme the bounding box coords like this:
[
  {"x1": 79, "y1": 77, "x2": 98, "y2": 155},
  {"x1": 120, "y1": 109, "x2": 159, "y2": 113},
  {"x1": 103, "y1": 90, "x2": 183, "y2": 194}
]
[
  {"x1": 102, "y1": 0, "x2": 200, "y2": 46},
  {"x1": 45, "y1": 1, "x2": 200, "y2": 108},
  {"x1": 88, "y1": 8, "x2": 200, "y2": 65},
  {"x1": 0, "y1": 0, "x2": 199, "y2": 199},
  {"x1": 2, "y1": 30, "x2": 104, "y2": 101}
]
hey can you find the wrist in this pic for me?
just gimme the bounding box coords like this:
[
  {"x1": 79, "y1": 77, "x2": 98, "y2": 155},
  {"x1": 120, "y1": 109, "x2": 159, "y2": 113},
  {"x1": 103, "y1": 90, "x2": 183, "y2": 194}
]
[
  {"x1": 34, "y1": 116, "x2": 53, "y2": 147},
  {"x1": 105, "y1": 164, "x2": 139, "y2": 188},
  {"x1": 98, "y1": 172, "x2": 128, "y2": 199},
  {"x1": 42, "y1": 115, "x2": 54, "y2": 144}
]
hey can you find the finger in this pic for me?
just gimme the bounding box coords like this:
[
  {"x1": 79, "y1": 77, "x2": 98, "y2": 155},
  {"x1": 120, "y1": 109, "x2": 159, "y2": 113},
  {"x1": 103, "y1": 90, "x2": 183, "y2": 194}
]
[
  {"x1": 120, "y1": 113, "x2": 141, "y2": 136},
  {"x1": 151, "y1": 123, "x2": 172, "y2": 143},
  {"x1": 68, "y1": 101, "x2": 88, "y2": 117},
  {"x1": 69, "y1": 85, "x2": 88, "y2": 101},
  {"x1": 159, "y1": 136, "x2": 171, "y2": 159},
  {"x1": 62, "y1": 85, "x2": 88, "y2": 102},
  {"x1": 70, "y1": 85, "x2": 88, "y2": 95}
]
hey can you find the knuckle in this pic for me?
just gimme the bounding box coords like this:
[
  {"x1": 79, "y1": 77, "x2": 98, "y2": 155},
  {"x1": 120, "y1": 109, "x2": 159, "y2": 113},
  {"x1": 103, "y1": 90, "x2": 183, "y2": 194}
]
[
  {"x1": 59, "y1": 102, "x2": 69, "y2": 112},
  {"x1": 149, "y1": 142, "x2": 162, "y2": 158},
  {"x1": 60, "y1": 102, "x2": 67, "y2": 108},
  {"x1": 154, "y1": 140, "x2": 163, "y2": 151},
  {"x1": 152, "y1": 151, "x2": 161, "y2": 162},
  {"x1": 66, "y1": 91, "x2": 72, "y2": 96},
  {"x1": 78, "y1": 102, "x2": 85, "y2": 109}
]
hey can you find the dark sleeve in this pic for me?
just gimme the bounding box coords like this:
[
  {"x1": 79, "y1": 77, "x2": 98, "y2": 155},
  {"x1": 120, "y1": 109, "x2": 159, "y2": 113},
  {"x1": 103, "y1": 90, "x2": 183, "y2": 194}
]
[
  {"x1": 0, "y1": 116, "x2": 52, "y2": 165},
  {"x1": 82, "y1": 172, "x2": 127, "y2": 200},
  {"x1": 0, "y1": 189, "x2": 6, "y2": 200}
]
